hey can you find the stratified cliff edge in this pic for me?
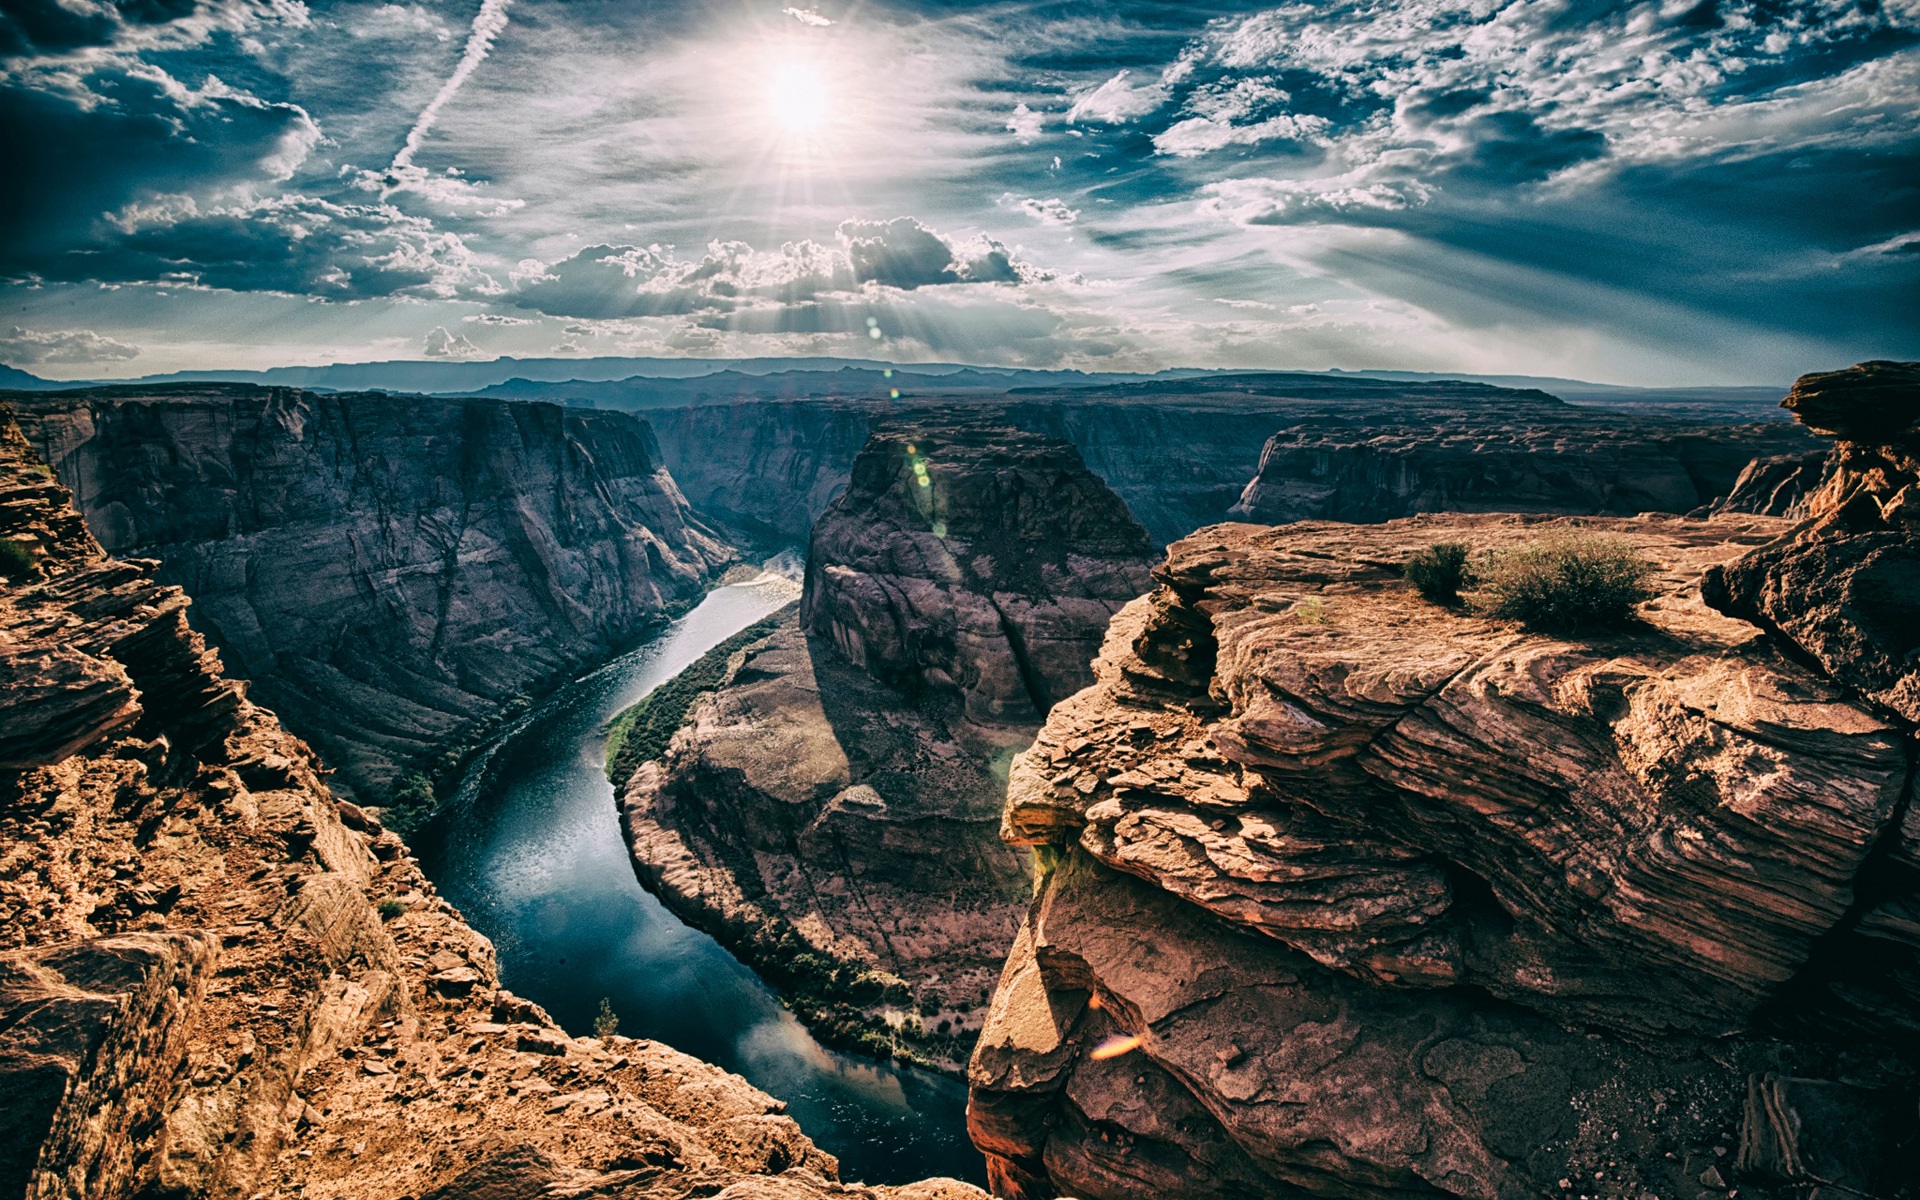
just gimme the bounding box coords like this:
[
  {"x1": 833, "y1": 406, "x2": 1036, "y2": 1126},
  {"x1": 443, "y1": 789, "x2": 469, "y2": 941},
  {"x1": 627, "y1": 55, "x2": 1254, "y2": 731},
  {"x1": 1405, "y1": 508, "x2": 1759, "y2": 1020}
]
[
  {"x1": 647, "y1": 378, "x2": 1814, "y2": 550},
  {"x1": 615, "y1": 417, "x2": 1157, "y2": 1071},
  {"x1": 11, "y1": 385, "x2": 733, "y2": 807},
  {"x1": 0, "y1": 406, "x2": 984, "y2": 1200},
  {"x1": 968, "y1": 367, "x2": 1919, "y2": 1200}
]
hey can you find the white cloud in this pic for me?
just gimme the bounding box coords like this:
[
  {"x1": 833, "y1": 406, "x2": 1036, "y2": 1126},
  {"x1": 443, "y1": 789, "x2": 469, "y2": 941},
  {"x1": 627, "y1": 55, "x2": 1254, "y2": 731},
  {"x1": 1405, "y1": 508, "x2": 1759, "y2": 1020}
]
[
  {"x1": 0, "y1": 327, "x2": 142, "y2": 365},
  {"x1": 392, "y1": 0, "x2": 513, "y2": 170},
  {"x1": 1153, "y1": 113, "x2": 1332, "y2": 157},
  {"x1": 1006, "y1": 102, "x2": 1044, "y2": 141},
  {"x1": 1001, "y1": 195, "x2": 1079, "y2": 226},
  {"x1": 782, "y1": 7, "x2": 834, "y2": 27},
  {"x1": 1066, "y1": 70, "x2": 1169, "y2": 124},
  {"x1": 464, "y1": 313, "x2": 537, "y2": 325},
  {"x1": 1200, "y1": 177, "x2": 1436, "y2": 225},
  {"x1": 422, "y1": 326, "x2": 486, "y2": 358}
]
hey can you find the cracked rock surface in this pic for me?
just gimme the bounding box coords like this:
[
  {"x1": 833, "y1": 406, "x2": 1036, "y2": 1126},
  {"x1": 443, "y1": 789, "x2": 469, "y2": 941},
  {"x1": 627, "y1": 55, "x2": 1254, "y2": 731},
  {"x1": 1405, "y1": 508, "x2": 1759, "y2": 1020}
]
[{"x1": 972, "y1": 508, "x2": 1918, "y2": 1200}]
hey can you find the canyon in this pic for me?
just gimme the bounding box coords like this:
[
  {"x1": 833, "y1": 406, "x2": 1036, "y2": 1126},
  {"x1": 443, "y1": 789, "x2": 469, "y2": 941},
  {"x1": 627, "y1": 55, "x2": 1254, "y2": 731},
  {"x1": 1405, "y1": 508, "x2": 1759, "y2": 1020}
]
[
  {"x1": 4, "y1": 359, "x2": 1914, "y2": 1200},
  {"x1": 614, "y1": 417, "x2": 1156, "y2": 1071},
  {"x1": 10, "y1": 386, "x2": 732, "y2": 810},
  {"x1": 0, "y1": 404, "x2": 986, "y2": 1200}
]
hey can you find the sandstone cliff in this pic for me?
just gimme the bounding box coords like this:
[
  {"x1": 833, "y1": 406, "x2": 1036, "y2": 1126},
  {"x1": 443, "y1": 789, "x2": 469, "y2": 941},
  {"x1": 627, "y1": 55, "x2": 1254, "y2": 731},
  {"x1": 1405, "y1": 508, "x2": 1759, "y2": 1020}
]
[
  {"x1": 616, "y1": 418, "x2": 1157, "y2": 1072},
  {"x1": 11, "y1": 385, "x2": 733, "y2": 808},
  {"x1": 648, "y1": 380, "x2": 1813, "y2": 551},
  {"x1": 0, "y1": 405, "x2": 983, "y2": 1200},
  {"x1": 971, "y1": 499, "x2": 1917, "y2": 1196},
  {"x1": 1230, "y1": 383, "x2": 1813, "y2": 525}
]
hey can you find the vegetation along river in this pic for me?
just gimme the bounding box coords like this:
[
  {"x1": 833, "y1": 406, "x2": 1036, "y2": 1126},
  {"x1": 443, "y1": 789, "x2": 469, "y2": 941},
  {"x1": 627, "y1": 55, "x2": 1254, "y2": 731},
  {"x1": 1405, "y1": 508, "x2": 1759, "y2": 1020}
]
[{"x1": 413, "y1": 567, "x2": 985, "y2": 1187}]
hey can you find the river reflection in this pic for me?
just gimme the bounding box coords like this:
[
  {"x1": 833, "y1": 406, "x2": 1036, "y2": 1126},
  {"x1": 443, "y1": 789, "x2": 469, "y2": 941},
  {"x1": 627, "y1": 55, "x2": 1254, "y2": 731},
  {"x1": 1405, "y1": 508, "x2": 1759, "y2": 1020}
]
[{"x1": 411, "y1": 570, "x2": 986, "y2": 1187}]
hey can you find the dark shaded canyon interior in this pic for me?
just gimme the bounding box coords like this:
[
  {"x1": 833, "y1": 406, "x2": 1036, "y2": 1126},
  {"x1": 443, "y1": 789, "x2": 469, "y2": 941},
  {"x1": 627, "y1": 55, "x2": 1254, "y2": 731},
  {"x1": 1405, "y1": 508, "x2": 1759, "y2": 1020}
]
[{"x1": 4, "y1": 362, "x2": 1916, "y2": 1200}]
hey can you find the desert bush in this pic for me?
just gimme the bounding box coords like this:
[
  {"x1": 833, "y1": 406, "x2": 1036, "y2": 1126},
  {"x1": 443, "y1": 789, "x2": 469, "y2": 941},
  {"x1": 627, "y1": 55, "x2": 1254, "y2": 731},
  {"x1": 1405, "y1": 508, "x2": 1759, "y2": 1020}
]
[
  {"x1": 1403, "y1": 541, "x2": 1472, "y2": 604},
  {"x1": 594, "y1": 997, "x2": 620, "y2": 1039},
  {"x1": 376, "y1": 898, "x2": 405, "y2": 921},
  {"x1": 0, "y1": 537, "x2": 38, "y2": 581},
  {"x1": 1481, "y1": 532, "x2": 1655, "y2": 634}
]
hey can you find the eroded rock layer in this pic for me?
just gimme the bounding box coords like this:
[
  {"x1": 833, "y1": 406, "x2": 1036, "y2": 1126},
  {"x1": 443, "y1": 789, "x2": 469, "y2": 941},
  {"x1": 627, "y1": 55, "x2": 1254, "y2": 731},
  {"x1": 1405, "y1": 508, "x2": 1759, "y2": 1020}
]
[
  {"x1": 11, "y1": 385, "x2": 732, "y2": 806},
  {"x1": 0, "y1": 406, "x2": 983, "y2": 1200},
  {"x1": 803, "y1": 416, "x2": 1157, "y2": 726},
  {"x1": 619, "y1": 419, "x2": 1156, "y2": 1070},
  {"x1": 971, "y1": 511, "x2": 1918, "y2": 1200}
]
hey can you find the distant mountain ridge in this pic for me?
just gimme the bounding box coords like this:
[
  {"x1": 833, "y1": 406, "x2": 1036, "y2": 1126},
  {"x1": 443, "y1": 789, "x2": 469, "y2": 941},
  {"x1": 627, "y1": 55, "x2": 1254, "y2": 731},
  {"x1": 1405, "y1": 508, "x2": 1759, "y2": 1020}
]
[{"x1": 0, "y1": 356, "x2": 1794, "y2": 419}]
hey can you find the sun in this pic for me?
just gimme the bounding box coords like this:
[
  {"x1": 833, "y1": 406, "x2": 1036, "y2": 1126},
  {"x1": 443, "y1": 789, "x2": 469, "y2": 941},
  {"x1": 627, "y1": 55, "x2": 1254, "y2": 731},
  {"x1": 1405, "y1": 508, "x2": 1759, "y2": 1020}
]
[{"x1": 767, "y1": 61, "x2": 829, "y2": 134}]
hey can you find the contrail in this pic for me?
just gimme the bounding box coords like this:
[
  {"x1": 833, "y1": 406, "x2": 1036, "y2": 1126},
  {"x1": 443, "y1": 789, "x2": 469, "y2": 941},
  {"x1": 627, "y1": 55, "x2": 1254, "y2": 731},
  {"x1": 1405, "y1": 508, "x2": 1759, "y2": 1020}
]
[{"x1": 392, "y1": 0, "x2": 513, "y2": 169}]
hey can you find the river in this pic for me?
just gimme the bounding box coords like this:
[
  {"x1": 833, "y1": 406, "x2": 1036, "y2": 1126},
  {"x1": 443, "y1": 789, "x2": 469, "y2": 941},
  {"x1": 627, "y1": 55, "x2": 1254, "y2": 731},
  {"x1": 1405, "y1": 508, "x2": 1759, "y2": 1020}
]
[{"x1": 410, "y1": 569, "x2": 986, "y2": 1187}]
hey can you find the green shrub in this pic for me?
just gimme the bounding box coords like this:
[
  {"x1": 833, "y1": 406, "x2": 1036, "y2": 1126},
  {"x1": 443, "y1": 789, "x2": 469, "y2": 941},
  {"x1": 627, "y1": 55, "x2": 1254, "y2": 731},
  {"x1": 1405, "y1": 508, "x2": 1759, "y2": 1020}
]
[
  {"x1": 1403, "y1": 541, "x2": 1472, "y2": 604},
  {"x1": 0, "y1": 537, "x2": 38, "y2": 581},
  {"x1": 604, "y1": 604, "x2": 795, "y2": 784},
  {"x1": 593, "y1": 997, "x2": 620, "y2": 1039},
  {"x1": 1481, "y1": 532, "x2": 1655, "y2": 634},
  {"x1": 381, "y1": 771, "x2": 437, "y2": 835},
  {"x1": 1294, "y1": 596, "x2": 1329, "y2": 625},
  {"x1": 376, "y1": 898, "x2": 405, "y2": 921}
]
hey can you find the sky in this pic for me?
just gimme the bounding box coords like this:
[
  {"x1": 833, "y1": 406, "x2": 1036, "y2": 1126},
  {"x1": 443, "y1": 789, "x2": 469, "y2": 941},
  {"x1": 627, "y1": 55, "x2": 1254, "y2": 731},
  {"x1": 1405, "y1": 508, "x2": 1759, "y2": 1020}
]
[{"x1": 2, "y1": 0, "x2": 1916, "y2": 384}]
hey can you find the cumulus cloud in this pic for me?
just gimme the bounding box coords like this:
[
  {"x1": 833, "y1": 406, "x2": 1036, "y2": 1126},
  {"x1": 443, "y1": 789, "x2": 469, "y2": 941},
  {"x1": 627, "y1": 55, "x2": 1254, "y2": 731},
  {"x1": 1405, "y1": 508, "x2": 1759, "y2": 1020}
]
[
  {"x1": 782, "y1": 7, "x2": 832, "y2": 27},
  {"x1": 464, "y1": 312, "x2": 536, "y2": 325},
  {"x1": 0, "y1": 65, "x2": 322, "y2": 270},
  {"x1": 512, "y1": 217, "x2": 1048, "y2": 320},
  {"x1": 1006, "y1": 102, "x2": 1044, "y2": 141},
  {"x1": 1001, "y1": 195, "x2": 1079, "y2": 226},
  {"x1": 422, "y1": 325, "x2": 484, "y2": 357},
  {"x1": 40, "y1": 193, "x2": 499, "y2": 298},
  {"x1": 0, "y1": 326, "x2": 142, "y2": 365}
]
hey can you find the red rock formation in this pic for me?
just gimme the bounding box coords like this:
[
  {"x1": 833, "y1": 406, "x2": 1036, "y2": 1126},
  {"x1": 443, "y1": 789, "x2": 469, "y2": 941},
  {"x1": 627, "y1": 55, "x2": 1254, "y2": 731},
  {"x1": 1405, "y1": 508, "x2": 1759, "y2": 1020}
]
[{"x1": 972, "y1": 511, "x2": 1917, "y2": 1200}]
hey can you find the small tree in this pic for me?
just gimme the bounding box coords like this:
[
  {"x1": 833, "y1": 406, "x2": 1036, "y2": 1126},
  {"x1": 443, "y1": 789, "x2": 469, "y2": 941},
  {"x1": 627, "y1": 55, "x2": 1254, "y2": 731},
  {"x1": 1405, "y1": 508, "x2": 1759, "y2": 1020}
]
[
  {"x1": 1481, "y1": 531, "x2": 1655, "y2": 634},
  {"x1": 593, "y1": 997, "x2": 620, "y2": 1040},
  {"x1": 1403, "y1": 542, "x2": 1472, "y2": 605}
]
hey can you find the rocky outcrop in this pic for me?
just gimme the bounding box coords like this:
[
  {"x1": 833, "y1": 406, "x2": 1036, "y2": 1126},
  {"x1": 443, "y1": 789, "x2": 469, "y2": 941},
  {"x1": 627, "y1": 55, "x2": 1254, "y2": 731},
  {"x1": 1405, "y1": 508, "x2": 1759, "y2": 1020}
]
[
  {"x1": 803, "y1": 417, "x2": 1157, "y2": 726},
  {"x1": 618, "y1": 419, "x2": 1157, "y2": 1071},
  {"x1": 1704, "y1": 360, "x2": 1920, "y2": 724},
  {"x1": 11, "y1": 385, "x2": 733, "y2": 806},
  {"x1": 971, "y1": 512, "x2": 1918, "y2": 1199},
  {"x1": 0, "y1": 405, "x2": 984, "y2": 1200}
]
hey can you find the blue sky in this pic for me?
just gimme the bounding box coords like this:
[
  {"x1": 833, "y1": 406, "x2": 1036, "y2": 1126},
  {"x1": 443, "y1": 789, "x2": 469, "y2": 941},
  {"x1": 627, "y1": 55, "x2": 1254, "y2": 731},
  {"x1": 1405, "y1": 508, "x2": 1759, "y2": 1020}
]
[{"x1": 2, "y1": 0, "x2": 1915, "y2": 382}]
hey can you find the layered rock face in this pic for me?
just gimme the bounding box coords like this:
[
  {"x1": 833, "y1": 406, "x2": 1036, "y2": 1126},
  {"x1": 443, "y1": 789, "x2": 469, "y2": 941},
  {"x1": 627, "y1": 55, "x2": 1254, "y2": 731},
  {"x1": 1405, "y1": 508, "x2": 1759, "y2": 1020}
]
[
  {"x1": 970, "y1": 511, "x2": 1918, "y2": 1199},
  {"x1": 0, "y1": 406, "x2": 982, "y2": 1200},
  {"x1": 618, "y1": 419, "x2": 1157, "y2": 1070},
  {"x1": 647, "y1": 380, "x2": 1814, "y2": 553},
  {"x1": 12, "y1": 385, "x2": 732, "y2": 805},
  {"x1": 1230, "y1": 385, "x2": 1813, "y2": 525},
  {"x1": 802, "y1": 417, "x2": 1158, "y2": 725},
  {"x1": 1702, "y1": 363, "x2": 1920, "y2": 1041}
]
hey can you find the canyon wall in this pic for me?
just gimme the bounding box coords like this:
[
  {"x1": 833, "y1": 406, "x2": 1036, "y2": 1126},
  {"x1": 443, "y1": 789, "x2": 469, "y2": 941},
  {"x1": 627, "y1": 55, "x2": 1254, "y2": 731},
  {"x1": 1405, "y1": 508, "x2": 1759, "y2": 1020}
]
[
  {"x1": 10, "y1": 385, "x2": 733, "y2": 807},
  {"x1": 649, "y1": 380, "x2": 1816, "y2": 551},
  {"x1": 967, "y1": 365, "x2": 1920, "y2": 1200},
  {"x1": 0, "y1": 405, "x2": 983, "y2": 1200},
  {"x1": 616, "y1": 417, "x2": 1157, "y2": 1071}
]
